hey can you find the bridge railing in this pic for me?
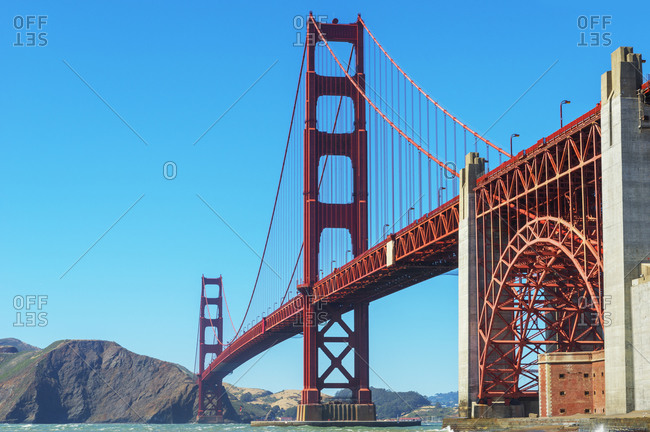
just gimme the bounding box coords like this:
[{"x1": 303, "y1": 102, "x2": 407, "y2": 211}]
[{"x1": 477, "y1": 103, "x2": 602, "y2": 185}]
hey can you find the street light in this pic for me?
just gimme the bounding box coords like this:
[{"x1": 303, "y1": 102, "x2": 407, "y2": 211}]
[
  {"x1": 331, "y1": 259, "x2": 336, "y2": 272},
  {"x1": 383, "y1": 223, "x2": 390, "y2": 239},
  {"x1": 510, "y1": 133, "x2": 520, "y2": 157},
  {"x1": 408, "y1": 207, "x2": 415, "y2": 223},
  {"x1": 437, "y1": 186, "x2": 446, "y2": 207},
  {"x1": 560, "y1": 100, "x2": 571, "y2": 128}
]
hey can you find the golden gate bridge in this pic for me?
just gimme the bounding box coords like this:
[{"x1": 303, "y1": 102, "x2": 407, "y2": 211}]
[{"x1": 194, "y1": 13, "x2": 650, "y2": 423}]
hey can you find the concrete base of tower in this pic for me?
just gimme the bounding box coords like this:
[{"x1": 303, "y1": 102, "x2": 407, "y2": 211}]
[
  {"x1": 196, "y1": 414, "x2": 224, "y2": 423},
  {"x1": 297, "y1": 404, "x2": 324, "y2": 421},
  {"x1": 296, "y1": 403, "x2": 376, "y2": 421},
  {"x1": 470, "y1": 398, "x2": 539, "y2": 418}
]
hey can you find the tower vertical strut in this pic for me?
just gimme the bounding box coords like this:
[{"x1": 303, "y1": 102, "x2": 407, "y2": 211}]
[
  {"x1": 197, "y1": 276, "x2": 227, "y2": 424},
  {"x1": 296, "y1": 14, "x2": 375, "y2": 422}
]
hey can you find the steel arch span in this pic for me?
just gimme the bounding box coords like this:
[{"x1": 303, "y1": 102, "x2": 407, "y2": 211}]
[
  {"x1": 475, "y1": 110, "x2": 604, "y2": 402},
  {"x1": 477, "y1": 217, "x2": 604, "y2": 399}
]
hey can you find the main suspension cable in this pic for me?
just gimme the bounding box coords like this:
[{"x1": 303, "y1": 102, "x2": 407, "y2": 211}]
[
  {"x1": 230, "y1": 42, "x2": 308, "y2": 342},
  {"x1": 278, "y1": 45, "x2": 356, "y2": 306},
  {"x1": 359, "y1": 16, "x2": 511, "y2": 158},
  {"x1": 310, "y1": 15, "x2": 460, "y2": 178}
]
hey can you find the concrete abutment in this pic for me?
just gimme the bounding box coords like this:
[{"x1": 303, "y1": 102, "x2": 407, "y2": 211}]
[{"x1": 602, "y1": 46, "x2": 650, "y2": 415}]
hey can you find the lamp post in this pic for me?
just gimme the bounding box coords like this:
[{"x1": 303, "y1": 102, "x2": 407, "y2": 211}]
[
  {"x1": 510, "y1": 133, "x2": 520, "y2": 157},
  {"x1": 407, "y1": 207, "x2": 415, "y2": 224},
  {"x1": 437, "y1": 186, "x2": 446, "y2": 207},
  {"x1": 560, "y1": 100, "x2": 571, "y2": 128}
]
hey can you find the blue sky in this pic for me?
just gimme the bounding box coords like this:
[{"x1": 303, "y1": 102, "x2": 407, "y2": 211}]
[{"x1": 1, "y1": 1, "x2": 647, "y2": 397}]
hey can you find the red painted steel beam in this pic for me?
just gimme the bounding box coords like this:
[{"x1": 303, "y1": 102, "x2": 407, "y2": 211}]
[
  {"x1": 477, "y1": 104, "x2": 601, "y2": 186},
  {"x1": 201, "y1": 197, "x2": 460, "y2": 382},
  {"x1": 475, "y1": 108, "x2": 604, "y2": 402},
  {"x1": 300, "y1": 15, "x2": 369, "y2": 405}
]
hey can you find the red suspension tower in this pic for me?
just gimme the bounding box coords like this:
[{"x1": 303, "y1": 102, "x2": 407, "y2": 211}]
[
  {"x1": 197, "y1": 275, "x2": 227, "y2": 423},
  {"x1": 297, "y1": 14, "x2": 374, "y2": 421}
]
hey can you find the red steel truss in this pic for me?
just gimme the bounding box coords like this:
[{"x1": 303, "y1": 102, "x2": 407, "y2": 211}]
[{"x1": 475, "y1": 105, "x2": 604, "y2": 401}]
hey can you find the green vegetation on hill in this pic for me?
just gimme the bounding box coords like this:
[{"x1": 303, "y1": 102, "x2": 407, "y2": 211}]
[
  {"x1": 372, "y1": 388, "x2": 431, "y2": 419},
  {"x1": 0, "y1": 340, "x2": 60, "y2": 383},
  {"x1": 223, "y1": 384, "x2": 304, "y2": 422},
  {"x1": 335, "y1": 387, "x2": 438, "y2": 419},
  {"x1": 0, "y1": 338, "x2": 459, "y2": 423},
  {"x1": 403, "y1": 403, "x2": 458, "y2": 420},
  {"x1": 428, "y1": 391, "x2": 458, "y2": 407}
]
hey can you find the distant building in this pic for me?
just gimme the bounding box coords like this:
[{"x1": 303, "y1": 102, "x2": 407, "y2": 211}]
[{"x1": 538, "y1": 351, "x2": 605, "y2": 416}]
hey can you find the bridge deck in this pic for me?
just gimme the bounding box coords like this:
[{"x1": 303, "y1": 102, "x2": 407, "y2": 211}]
[
  {"x1": 202, "y1": 103, "x2": 605, "y2": 383},
  {"x1": 201, "y1": 196, "x2": 460, "y2": 380}
]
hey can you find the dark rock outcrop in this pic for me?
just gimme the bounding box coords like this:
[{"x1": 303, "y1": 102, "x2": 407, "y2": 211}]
[
  {"x1": 0, "y1": 338, "x2": 39, "y2": 353},
  {"x1": 0, "y1": 340, "x2": 199, "y2": 423}
]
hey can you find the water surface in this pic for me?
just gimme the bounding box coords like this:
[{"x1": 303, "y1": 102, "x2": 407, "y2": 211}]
[{"x1": 0, "y1": 423, "x2": 445, "y2": 432}]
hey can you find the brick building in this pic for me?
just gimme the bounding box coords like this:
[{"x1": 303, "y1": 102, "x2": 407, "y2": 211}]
[{"x1": 538, "y1": 351, "x2": 605, "y2": 416}]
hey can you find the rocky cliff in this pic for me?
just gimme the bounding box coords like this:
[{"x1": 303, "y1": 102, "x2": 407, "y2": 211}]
[
  {"x1": 0, "y1": 338, "x2": 39, "y2": 353},
  {"x1": 0, "y1": 340, "x2": 199, "y2": 423},
  {"x1": 0, "y1": 338, "x2": 445, "y2": 423}
]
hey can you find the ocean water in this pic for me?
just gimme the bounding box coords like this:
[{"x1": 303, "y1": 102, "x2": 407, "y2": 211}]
[{"x1": 0, "y1": 424, "x2": 446, "y2": 432}]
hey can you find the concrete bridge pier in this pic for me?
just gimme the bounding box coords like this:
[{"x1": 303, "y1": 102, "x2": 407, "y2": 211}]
[
  {"x1": 602, "y1": 46, "x2": 650, "y2": 414},
  {"x1": 458, "y1": 152, "x2": 485, "y2": 418}
]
